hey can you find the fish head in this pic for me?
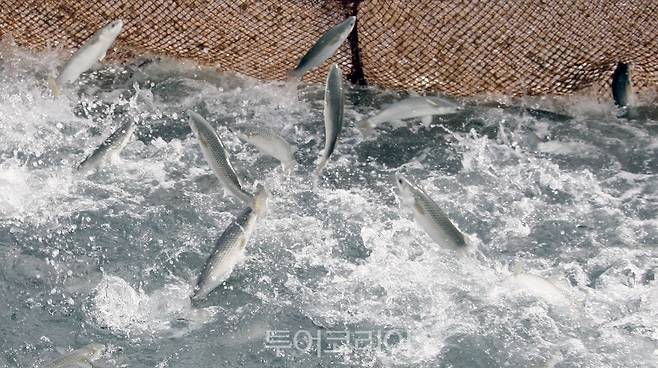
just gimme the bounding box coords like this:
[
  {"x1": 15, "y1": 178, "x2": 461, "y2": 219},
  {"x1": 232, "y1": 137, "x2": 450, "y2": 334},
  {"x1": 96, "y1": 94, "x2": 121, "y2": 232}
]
[
  {"x1": 251, "y1": 184, "x2": 270, "y2": 216},
  {"x1": 395, "y1": 173, "x2": 416, "y2": 205},
  {"x1": 186, "y1": 110, "x2": 202, "y2": 135},
  {"x1": 102, "y1": 20, "x2": 124, "y2": 39},
  {"x1": 344, "y1": 16, "x2": 357, "y2": 31},
  {"x1": 83, "y1": 343, "x2": 106, "y2": 360}
]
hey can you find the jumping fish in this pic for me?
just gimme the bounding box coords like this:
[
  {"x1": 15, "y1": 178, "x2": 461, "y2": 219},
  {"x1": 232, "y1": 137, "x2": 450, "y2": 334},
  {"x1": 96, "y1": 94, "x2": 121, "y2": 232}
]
[
  {"x1": 358, "y1": 96, "x2": 459, "y2": 135},
  {"x1": 315, "y1": 64, "x2": 344, "y2": 177},
  {"x1": 612, "y1": 62, "x2": 631, "y2": 108},
  {"x1": 76, "y1": 117, "x2": 135, "y2": 173},
  {"x1": 287, "y1": 16, "x2": 356, "y2": 80},
  {"x1": 192, "y1": 184, "x2": 269, "y2": 300},
  {"x1": 503, "y1": 272, "x2": 571, "y2": 307},
  {"x1": 187, "y1": 111, "x2": 253, "y2": 203},
  {"x1": 395, "y1": 174, "x2": 469, "y2": 252},
  {"x1": 50, "y1": 20, "x2": 124, "y2": 96},
  {"x1": 42, "y1": 343, "x2": 105, "y2": 368},
  {"x1": 230, "y1": 125, "x2": 296, "y2": 173}
]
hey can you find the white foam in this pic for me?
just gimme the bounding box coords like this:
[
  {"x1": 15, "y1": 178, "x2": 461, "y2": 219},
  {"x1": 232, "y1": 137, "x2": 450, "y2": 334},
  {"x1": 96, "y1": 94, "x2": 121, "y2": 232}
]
[{"x1": 90, "y1": 275, "x2": 219, "y2": 338}]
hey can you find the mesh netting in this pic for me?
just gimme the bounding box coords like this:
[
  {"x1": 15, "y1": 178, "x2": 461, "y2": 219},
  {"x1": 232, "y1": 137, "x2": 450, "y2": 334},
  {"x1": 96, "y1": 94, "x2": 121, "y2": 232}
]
[{"x1": 1, "y1": 0, "x2": 657, "y2": 96}]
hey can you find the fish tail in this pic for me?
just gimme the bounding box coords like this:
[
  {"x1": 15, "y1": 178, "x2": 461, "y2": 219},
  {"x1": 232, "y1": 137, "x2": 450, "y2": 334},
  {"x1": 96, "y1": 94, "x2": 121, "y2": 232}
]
[
  {"x1": 314, "y1": 157, "x2": 328, "y2": 177},
  {"x1": 48, "y1": 78, "x2": 61, "y2": 97},
  {"x1": 286, "y1": 69, "x2": 302, "y2": 82},
  {"x1": 358, "y1": 119, "x2": 373, "y2": 136},
  {"x1": 190, "y1": 287, "x2": 206, "y2": 301}
]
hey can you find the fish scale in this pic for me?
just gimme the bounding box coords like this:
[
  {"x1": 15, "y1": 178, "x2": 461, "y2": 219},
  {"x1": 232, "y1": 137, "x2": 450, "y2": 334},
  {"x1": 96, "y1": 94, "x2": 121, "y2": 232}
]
[
  {"x1": 76, "y1": 117, "x2": 135, "y2": 172},
  {"x1": 232, "y1": 125, "x2": 296, "y2": 173},
  {"x1": 42, "y1": 343, "x2": 105, "y2": 368},
  {"x1": 396, "y1": 174, "x2": 468, "y2": 251},
  {"x1": 413, "y1": 189, "x2": 467, "y2": 248},
  {"x1": 315, "y1": 63, "x2": 344, "y2": 177},
  {"x1": 192, "y1": 185, "x2": 269, "y2": 300},
  {"x1": 187, "y1": 111, "x2": 252, "y2": 203}
]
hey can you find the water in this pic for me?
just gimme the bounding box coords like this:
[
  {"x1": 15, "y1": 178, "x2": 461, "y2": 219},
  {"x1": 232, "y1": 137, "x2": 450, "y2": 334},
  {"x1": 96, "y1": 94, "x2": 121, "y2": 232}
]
[{"x1": 1, "y1": 40, "x2": 657, "y2": 367}]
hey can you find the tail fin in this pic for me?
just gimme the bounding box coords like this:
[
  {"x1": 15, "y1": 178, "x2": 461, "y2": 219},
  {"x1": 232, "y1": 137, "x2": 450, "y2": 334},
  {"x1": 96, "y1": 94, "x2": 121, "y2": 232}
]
[
  {"x1": 48, "y1": 78, "x2": 61, "y2": 97},
  {"x1": 281, "y1": 157, "x2": 296, "y2": 175},
  {"x1": 314, "y1": 157, "x2": 328, "y2": 177},
  {"x1": 287, "y1": 69, "x2": 302, "y2": 82}
]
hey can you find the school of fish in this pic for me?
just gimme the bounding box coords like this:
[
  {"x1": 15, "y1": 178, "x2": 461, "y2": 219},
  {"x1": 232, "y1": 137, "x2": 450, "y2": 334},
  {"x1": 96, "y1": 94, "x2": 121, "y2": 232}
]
[{"x1": 25, "y1": 15, "x2": 629, "y2": 366}]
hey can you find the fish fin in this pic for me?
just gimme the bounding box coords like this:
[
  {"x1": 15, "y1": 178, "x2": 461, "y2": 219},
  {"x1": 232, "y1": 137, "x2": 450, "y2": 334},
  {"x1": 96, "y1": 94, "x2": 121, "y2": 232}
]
[
  {"x1": 314, "y1": 157, "x2": 328, "y2": 178},
  {"x1": 286, "y1": 69, "x2": 302, "y2": 82},
  {"x1": 190, "y1": 289, "x2": 205, "y2": 301},
  {"x1": 98, "y1": 51, "x2": 106, "y2": 62},
  {"x1": 281, "y1": 158, "x2": 295, "y2": 175},
  {"x1": 237, "y1": 236, "x2": 247, "y2": 250},
  {"x1": 413, "y1": 201, "x2": 425, "y2": 215},
  {"x1": 420, "y1": 115, "x2": 432, "y2": 126},
  {"x1": 358, "y1": 119, "x2": 373, "y2": 135},
  {"x1": 48, "y1": 78, "x2": 61, "y2": 97}
]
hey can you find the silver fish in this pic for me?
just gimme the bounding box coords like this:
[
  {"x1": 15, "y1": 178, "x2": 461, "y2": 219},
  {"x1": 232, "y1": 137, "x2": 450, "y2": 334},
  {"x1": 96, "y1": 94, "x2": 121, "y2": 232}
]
[
  {"x1": 287, "y1": 16, "x2": 356, "y2": 80},
  {"x1": 51, "y1": 20, "x2": 123, "y2": 96},
  {"x1": 76, "y1": 117, "x2": 135, "y2": 173},
  {"x1": 396, "y1": 174, "x2": 468, "y2": 252},
  {"x1": 192, "y1": 185, "x2": 269, "y2": 300},
  {"x1": 612, "y1": 62, "x2": 631, "y2": 108},
  {"x1": 315, "y1": 64, "x2": 344, "y2": 177},
  {"x1": 231, "y1": 125, "x2": 296, "y2": 173},
  {"x1": 359, "y1": 96, "x2": 459, "y2": 135},
  {"x1": 187, "y1": 111, "x2": 253, "y2": 203},
  {"x1": 42, "y1": 343, "x2": 105, "y2": 368}
]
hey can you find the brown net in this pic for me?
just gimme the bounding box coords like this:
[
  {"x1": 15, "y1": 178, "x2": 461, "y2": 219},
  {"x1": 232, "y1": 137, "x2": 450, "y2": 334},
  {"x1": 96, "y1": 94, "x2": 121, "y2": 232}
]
[{"x1": 1, "y1": 0, "x2": 657, "y2": 97}]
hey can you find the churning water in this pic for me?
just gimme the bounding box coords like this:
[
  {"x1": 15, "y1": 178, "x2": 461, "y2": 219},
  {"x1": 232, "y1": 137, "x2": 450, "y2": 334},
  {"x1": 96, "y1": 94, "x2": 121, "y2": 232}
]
[{"x1": 1, "y1": 41, "x2": 657, "y2": 367}]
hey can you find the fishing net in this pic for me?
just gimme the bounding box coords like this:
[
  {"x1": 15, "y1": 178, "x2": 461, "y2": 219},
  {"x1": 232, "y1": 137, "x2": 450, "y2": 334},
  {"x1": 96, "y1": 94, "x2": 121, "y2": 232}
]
[{"x1": 1, "y1": 0, "x2": 656, "y2": 97}]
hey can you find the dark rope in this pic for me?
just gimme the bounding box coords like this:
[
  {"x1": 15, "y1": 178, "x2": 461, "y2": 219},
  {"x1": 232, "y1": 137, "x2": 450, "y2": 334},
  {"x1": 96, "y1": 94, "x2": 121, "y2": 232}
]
[{"x1": 344, "y1": 0, "x2": 367, "y2": 86}]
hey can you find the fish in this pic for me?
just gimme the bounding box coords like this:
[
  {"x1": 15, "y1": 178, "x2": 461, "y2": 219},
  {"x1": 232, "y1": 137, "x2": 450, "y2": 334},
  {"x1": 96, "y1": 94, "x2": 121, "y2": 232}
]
[
  {"x1": 192, "y1": 184, "x2": 269, "y2": 300},
  {"x1": 395, "y1": 174, "x2": 469, "y2": 252},
  {"x1": 50, "y1": 20, "x2": 123, "y2": 96},
  {"x1": 315, "y1": 64, "x2": 344, "y2": 177},
  {"x1": 42, "y1": 343, "x2": 105, "y2": 368},
  {"x1": 230, "y1": 125, "x2": 296, "y2": 173},
  {"x1": 358, "y1": 96, "x2": 459, "y2": 135},
  {"x1": 612, "y1": 62, "x2": 631, "y2": 109},
  {"x1": 287, "y1": 16, "x2": 356, "y2": 80},
  {"x1": 76, "y1": 117, "x2": 135, "y2": 173},
  {"x1": 502, "y1": 272, "x2": 571, "y2": 307},
  {"x1": 187, "y1": 111, "x2": 253, "y2": 203}
]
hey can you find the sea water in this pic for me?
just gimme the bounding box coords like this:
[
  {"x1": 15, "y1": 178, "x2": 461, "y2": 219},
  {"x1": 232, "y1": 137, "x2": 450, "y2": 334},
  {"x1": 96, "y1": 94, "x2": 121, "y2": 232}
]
[{"x1": 0, "y1": 41, "x2": 657, "y2": 367}]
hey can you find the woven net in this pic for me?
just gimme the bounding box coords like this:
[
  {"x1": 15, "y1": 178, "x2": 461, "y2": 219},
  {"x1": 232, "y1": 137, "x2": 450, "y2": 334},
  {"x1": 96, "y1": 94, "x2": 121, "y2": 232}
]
[{"x1": 1, "y1": 0, "x2": 657, "y2": 97}]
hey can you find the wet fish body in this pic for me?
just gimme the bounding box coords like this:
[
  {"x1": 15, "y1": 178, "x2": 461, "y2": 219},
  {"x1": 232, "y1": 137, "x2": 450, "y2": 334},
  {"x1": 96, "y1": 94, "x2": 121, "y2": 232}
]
[
  {"x1": 504, "y1": 273, "x2": 570, "y2": 307},
  {"x1": 288, "y1": 16, "x2": 356, "y2": 80},
  {"x1": 187, "y1": 111, "x2": 252, "y2": 203},
  {"x1": 396, "y1": 174, "x2": 468, "y2": 251},
  {"x1": 53, "y1": 20, "x2": 123, "y2": 94},
  {"x1": 612, "y1": 62, "x2": 631, "y2": 108},
  {"x1": 42, "y1": 343, "x2": 105, "y2": 368},
  {"x1": 192, "y1": 186, "x2": 269, "y2": 300},
  {"x1": 76, "y1": 117, "x2": 135, "y2": 172},
  {"x1": 232, "y1": 125, "x2": 296, "y2": 173},
  {"x1": 359, "y1": 96, "x2": 459, "y2": 134},
  {"x1": 315, "y1": 64, "x2": 344, "y2": 177}
]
